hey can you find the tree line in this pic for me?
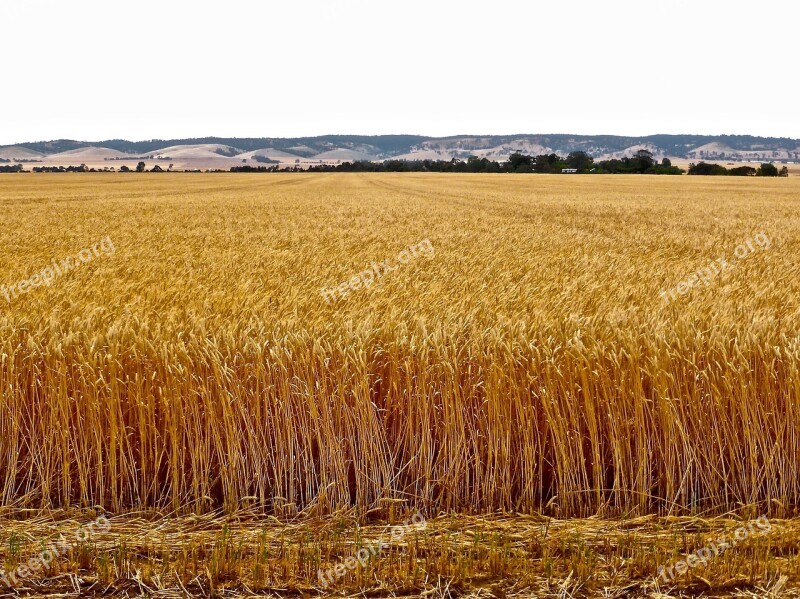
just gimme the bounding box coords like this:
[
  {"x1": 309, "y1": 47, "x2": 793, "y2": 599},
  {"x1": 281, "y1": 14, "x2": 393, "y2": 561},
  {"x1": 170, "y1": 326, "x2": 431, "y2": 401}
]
[
  {"x1": 687, "y1": 162, "x2": 789, "y2": 176},
  {"x1": 3, "y1": 154, "x2": 790, "y2": 177},
  {"x1": 297, "y1": 150, "x2": 685, "y2": 175},
  {"x1": 30, "y1": 162, "x2": 173, "y2": 173}
]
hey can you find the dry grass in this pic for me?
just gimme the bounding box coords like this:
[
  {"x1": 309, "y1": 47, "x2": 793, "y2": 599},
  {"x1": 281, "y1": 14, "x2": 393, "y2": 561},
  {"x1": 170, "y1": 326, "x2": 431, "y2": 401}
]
[{"x1": 1, "y1": 172, "x2": 799, "y2": 595}]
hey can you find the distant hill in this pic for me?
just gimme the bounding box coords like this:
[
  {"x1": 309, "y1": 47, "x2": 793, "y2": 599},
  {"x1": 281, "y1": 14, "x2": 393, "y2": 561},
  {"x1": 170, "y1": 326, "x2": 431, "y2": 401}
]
[
  {"x1": 3, "y1": 134, "x2": 799, "y2": 168},
  {"x1": 5, "y1": 136, "x2": 430, "y2": 160}
]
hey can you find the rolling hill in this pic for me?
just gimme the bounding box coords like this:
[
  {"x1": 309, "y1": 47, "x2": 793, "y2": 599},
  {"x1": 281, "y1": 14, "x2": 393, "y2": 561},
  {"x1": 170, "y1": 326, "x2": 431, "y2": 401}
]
[{"x1": 3, "y1": 134, "x2": 799, "y2": 169}]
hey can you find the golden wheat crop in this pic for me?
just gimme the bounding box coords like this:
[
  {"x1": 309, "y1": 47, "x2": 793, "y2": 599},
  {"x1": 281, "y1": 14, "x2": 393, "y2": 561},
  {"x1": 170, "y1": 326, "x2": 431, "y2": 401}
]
[{"x1": 1, "y1": 172, "x2": 799, "y2": 521}]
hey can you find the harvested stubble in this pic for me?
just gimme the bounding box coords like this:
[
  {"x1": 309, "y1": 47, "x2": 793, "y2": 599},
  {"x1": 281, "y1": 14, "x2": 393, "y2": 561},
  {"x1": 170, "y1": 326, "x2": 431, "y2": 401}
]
[
  {"x1": 0, "y1": 508, "x2": 798, "y2": 597},
  {"x1": 0, "y1": 173, "x2": 799, "y2": 518}
]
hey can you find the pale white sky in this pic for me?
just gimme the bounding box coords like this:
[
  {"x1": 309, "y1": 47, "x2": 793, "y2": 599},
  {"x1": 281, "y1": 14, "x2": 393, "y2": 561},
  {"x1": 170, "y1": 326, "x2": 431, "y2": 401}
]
[{"x1": 1, "y1": 0, "x2": 797, "y2": 144}]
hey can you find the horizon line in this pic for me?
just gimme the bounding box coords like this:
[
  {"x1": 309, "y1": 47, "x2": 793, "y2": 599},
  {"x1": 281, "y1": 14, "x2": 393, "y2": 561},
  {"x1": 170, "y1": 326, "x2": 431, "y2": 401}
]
[{"x1": 4, "y1": 132, "x2": 800, "y2": 146}]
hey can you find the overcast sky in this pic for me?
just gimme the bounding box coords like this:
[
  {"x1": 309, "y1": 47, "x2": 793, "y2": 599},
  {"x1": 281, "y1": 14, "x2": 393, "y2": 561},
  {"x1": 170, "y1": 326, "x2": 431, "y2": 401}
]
[{"x1": 1, "y1": 0, "x2": 797, "y2": 144}]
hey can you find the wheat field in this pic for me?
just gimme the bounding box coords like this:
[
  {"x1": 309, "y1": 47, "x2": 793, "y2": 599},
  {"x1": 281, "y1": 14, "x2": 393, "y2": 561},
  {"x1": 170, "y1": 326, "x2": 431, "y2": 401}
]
[{"x1": 1, "y1": 173, "x2": 799, "y2": 596}]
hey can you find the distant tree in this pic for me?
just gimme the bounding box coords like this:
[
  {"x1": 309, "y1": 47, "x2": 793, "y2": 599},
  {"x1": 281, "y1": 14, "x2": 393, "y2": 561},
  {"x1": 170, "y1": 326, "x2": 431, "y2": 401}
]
[
  {"x1": 135, "y1": 161, "x2": 146, "y2": 173},
  {"x1": 508, "y1": 152, "x2": 533, "y2": 173},
  {"x1": 688, "y1": 162, "x2": 728, "y2": 176},
  {"x1": 150, "y1": 164, "x2": 164, "y2": 172},
  {"x1": 168, "y1": 163, "x2": 174, "y2": 172},
  {"x1": 779, "y1": 166, "x2": 790, "y2": 177},
  {"x1": 661, "y1": 158, "x2": 672, "y2": 167},
  {"x1": 120, "y1": 165, "x2": 130, "y2": 172},
  {"x1": 566, "y1": 151, "x2": 593, "y2": 171},
  {"x1": 756, "y1": 163, "x2": 779, "y2": 177},
  {"x1": 729, "y1": 166, "x2": 757, "y2": 176},
  {"x1": 633, "y1": 149, "x2": 655, "y2": 171},
  {"x1": 532, "y1": 153, "x2": 561, "y2": 173}
]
